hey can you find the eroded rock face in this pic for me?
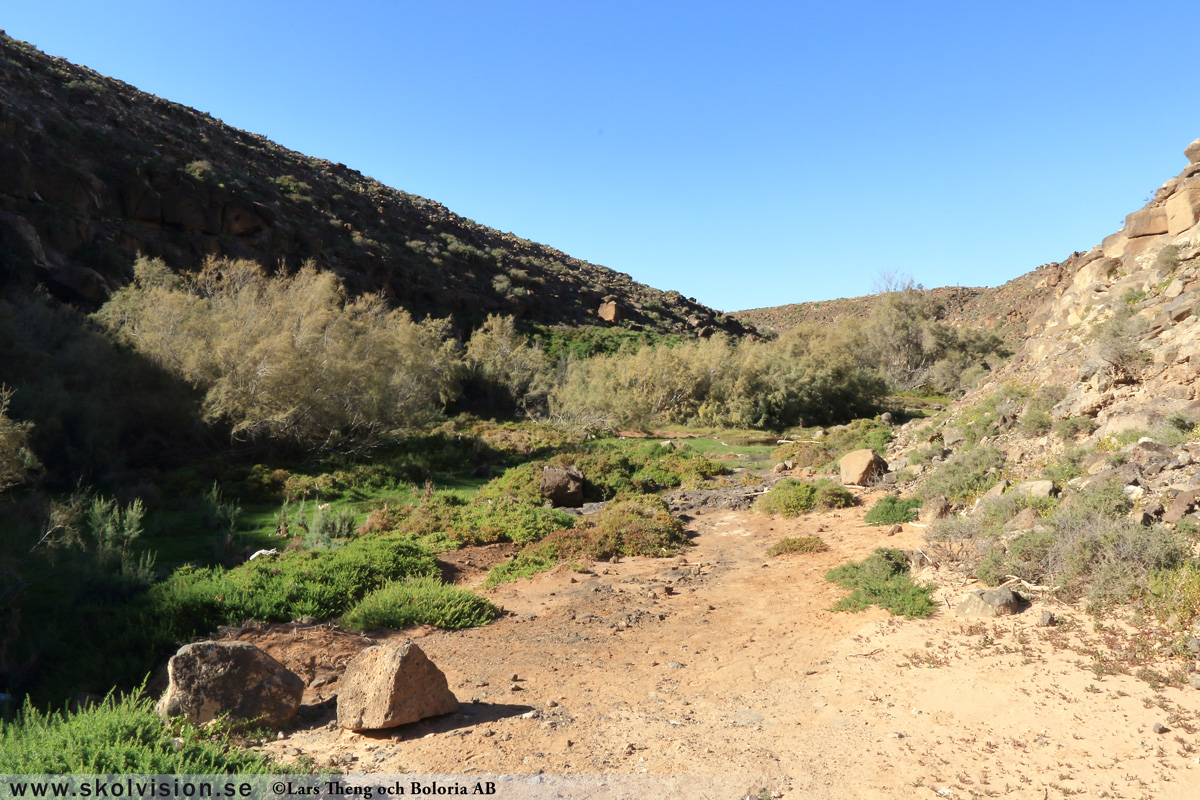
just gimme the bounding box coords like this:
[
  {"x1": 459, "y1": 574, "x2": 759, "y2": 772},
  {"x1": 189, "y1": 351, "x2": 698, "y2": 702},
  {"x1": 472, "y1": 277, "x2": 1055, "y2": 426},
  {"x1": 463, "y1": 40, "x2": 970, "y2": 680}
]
[
  {"x1": 839, "y1": 449, "x2": 888, "y2": 486},
  {"x1": 155, "y1": 641, "x2": 304, "y2": 727},
  {"x1": 540, "y1": 465, "x2": 585, "y2": 507},
  {"x1": 337, "y1": 641, "x2": 458, "y2": 731}
]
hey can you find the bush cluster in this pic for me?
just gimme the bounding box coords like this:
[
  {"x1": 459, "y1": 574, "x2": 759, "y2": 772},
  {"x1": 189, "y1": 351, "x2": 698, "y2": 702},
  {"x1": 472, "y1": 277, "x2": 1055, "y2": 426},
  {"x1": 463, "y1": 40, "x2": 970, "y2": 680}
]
[
  {"x1": 755, "y1": 478, "x2": 854, "y2": 518},
  {"x1": 825, "y1": 548, "x2": 935, "y2": 618},
  {"x1": 863, "y1": 495, "x2": 923, "y2": 525}
]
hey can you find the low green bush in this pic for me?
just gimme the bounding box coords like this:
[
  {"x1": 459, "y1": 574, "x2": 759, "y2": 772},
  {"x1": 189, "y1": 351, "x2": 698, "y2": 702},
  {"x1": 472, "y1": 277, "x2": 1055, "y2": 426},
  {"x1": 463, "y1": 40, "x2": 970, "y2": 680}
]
[
  {"x1": 1053, "y1": 417, "x2": 1097, "y2": 440},
  {"x1": 1018, "y1": 410, "x2": 1052, "y2": 437},
  {"x1": 756, "y1": 478, "x2": 853, "y2": 518},
  {"x1": 825, "y1": 548, "x2": 935, "y2": 618},
  {"x1": 0, "y1": 691, "x2": 283, "y2": 773},
  {"x1": 766, "y1": 536, "x2": 828, "y2": 556},
  {"x1": 341, "y1": 577, "x2": 498, "y2": 631},
  {"x1": 863, "y1": 495, "x2": 922, "y2": 525}
]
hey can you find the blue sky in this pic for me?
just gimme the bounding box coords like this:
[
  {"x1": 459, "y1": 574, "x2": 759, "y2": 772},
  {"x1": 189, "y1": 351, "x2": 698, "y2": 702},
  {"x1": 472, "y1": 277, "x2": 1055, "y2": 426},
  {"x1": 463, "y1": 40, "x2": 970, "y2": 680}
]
[{"x1": 6, "y1": 1, "x2": 1200, "y2": 312}]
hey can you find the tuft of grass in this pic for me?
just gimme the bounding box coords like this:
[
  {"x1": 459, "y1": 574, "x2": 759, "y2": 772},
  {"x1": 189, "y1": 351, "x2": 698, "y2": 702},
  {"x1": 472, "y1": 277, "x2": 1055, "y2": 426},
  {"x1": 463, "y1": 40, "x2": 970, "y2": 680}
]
[
  {"x1": 825, "y1": 548, "x2": 935, "y2": 618},
  {"x1": 755, "y1": 478, "x2": 853, "y2": 518},
  {"x1": 766, "y1": 536, "x2": 828, "y2": 557},
  {"x1": 0, "y1": 691, "x2": 284, "y2": 773},
  {"x1": 863, "y1": 495, "x2": 922, "y2": 525},
  {"x1": 340, "y1": 577, "x2": 498, "y2": 631}
]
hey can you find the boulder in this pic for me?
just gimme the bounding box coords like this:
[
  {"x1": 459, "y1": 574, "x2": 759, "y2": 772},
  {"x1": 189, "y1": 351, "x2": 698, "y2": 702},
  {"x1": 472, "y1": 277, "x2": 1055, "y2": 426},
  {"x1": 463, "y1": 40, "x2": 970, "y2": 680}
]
[
  {"x1": 1186, "y1": 138, "x2": 1200, "y2": 164},
  {"x1": 540, "y1": 465, "x2": 584, "y2": 507},
  {"x1": 982, "y1": 480, "x2": 1009, "y2": 500},
  {"x1": 1163, "y1": 489, "x2": 1199, "y2": 525},
  {"x1": 597, "y1": 300, "x2": 621, "y2": 323},
  {"x1": 155, "y1": 641, "x2": 304, "y2": 728},
  {"x1": 1166, "y1": 187, "x2": 1200, "y2": 236},
  {"x1": 942, "y1": 427, "x2": 966, "y2": 448},
  {"x1": 1012, "y1": 480, "x2": 1055, "y2": 499},
  {"x1": 839, "y1": 449, "x2": 887, "y2": 486},
  {"x1": 337, "y1": 641, "x2": 458, "y2": 731},
  {"x1": 918, "y1": 495, "x2": 950, "y2": 524},
  {"x1": 1124, "y1": 208, "x2": 1169, "y2": 239},
  {"x1": 1128, "y1": 441, "x2": 1174, "y2": 465},
  {"x1": 955, "y1": 588, "x2": 1020, "y2": 618},
  {"x1": 1002, "y1": 507, "x2": 1039, "y2": 533}
]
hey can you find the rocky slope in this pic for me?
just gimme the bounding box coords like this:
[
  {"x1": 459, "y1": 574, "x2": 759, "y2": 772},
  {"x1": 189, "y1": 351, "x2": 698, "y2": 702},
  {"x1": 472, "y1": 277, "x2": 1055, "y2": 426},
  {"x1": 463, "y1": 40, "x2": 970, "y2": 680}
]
[
  {"x1": 0, "y1": 32, "x2": 748, "y2": 338},
  {"x1": 886, "y1": 137, "x2": 1200, "y2": 519}
]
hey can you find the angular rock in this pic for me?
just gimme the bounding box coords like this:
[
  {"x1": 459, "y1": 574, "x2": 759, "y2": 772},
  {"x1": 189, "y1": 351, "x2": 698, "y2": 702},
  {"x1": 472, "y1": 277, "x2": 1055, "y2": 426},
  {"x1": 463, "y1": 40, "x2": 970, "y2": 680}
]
[
  {"x1": 597, "y1": 300, "x2": 621, "y2": 323},
  {"x1": 942, "y1": 427, "x2": 966, "y2": 448},
  {"x1": 918, "y1": 495, "x2": 950, "y2": 524},
  {"x1": 1186, "y1": 138, "x2": 1200, "y2": 164},
  {"x1": 1002, "y1": 507, "x2": 1039, "y2": 533},
  {"x1": 337, "y1": 641, "x2": 458, "y2": 731},
  {"x1": 540, "y1": 465, "x2": 584, "y2": 507},
  {"x1": 838, "y1": 449, "x2": 887, "y2": 486},
  {"x1": 1166, "y1": 187, "x2": 1200, "y2": 236},
  {"x1": 982, "y1": 480, "x2": 1009, "y2": 500},
  {"x1": 1013, "y1": 480, "x2": 1055, "y2": 499},
  {"x1": 1163, "y1": 489, "x2": 1199, "y2": 525},
  {"x1": 955, "y1": 588, "x2": 1020, "y2": 618},
  {"x1": 1124, "y1": 208, "x2": 1169, "y2": 238},
  {"x1": 155, "y1": 641, "x2": 304, "y2": 728},
  {"x1": 1128, "y1": 441, "x2": 1174, "y2": 465},
  {"x1": 1162, "y1": 295, "x2": 1194, "y2": 323}
]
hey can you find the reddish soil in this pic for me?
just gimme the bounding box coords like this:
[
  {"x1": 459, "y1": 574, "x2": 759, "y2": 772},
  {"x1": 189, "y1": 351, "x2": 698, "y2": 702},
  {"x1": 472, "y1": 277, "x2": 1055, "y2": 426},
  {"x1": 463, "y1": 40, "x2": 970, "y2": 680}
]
[{"x1": 226, "y1": 489, "x2": 1200, "y2": 799}]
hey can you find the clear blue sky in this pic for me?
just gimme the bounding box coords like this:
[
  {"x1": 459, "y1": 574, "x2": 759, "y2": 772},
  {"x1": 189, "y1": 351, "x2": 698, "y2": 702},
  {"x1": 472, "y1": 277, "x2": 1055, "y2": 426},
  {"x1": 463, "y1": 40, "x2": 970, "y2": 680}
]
[{"x1": 6, "y1": 1, "x2": 1200, "y2": 312}]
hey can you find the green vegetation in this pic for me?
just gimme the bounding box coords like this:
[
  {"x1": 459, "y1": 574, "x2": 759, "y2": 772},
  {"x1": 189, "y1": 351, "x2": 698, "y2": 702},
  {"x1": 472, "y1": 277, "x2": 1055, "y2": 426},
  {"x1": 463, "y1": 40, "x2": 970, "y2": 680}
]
[
  {"x1": 863, "y1": 495, "x2": 923, "y2": 525},
  {"x1": 918, "y1": 446, "x2": 1005, "y2": 502},
  {"x1": 825, "y1": 548, "x2": 935, "y2": 618},
  {"x1": 766, "y1": 536, "x2": 828, "y2": 556},
  {"x1": 341, "y1": 577, "x2": 499, "y2": 631},
  {"x1": 0, "y1": 691, "x2": 283, "y2": 773},
  {"x1": 755, "y1": 478, "x2": 854, "y2": 518}
]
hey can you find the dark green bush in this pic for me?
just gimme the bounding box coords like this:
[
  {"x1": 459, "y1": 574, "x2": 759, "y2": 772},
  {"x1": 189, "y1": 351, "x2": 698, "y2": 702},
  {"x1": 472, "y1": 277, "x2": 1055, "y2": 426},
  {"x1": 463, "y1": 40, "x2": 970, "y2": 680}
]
[
  {"x1": 863, "y1": 495, "x2": 923, "y2": 525},
  {"x1": 341, "y1": 577, "x2": 498, "y2": 631}
]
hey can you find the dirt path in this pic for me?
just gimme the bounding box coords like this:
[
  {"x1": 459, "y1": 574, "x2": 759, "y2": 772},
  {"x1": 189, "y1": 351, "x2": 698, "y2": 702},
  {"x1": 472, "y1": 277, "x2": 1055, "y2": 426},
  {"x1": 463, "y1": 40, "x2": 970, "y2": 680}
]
[{"x1": 241, "y1": 491, "x2": 1200, "y2": 799}]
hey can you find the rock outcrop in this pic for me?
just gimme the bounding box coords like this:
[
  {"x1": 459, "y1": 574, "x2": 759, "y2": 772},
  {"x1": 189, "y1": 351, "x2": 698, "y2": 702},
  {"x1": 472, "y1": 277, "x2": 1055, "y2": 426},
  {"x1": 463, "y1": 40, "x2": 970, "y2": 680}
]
[
  {"x1": 540, "y1": 465, "x2": 585, "y2": 507},
  {"x1": 839, "y1": 449, "x2": 888, "y2": 486}
]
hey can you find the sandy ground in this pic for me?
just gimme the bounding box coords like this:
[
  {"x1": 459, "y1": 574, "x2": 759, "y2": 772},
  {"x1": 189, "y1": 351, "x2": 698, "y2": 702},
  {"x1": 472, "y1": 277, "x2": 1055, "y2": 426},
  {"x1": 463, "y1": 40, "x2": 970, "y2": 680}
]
[{"x1": 227, "y1": 489, "x2": 1200, "y2": 799}]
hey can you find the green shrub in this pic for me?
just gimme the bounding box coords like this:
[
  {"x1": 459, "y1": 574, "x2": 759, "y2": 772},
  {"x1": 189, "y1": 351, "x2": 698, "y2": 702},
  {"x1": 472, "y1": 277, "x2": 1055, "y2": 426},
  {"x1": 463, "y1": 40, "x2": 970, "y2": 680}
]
[
  {"x1": 0, "y1": 691, "x2": 282, "y2": 773},
  {"x1": 341, "y1": 577, "x2": 498, "y2": 631},
  {"x1": 825, "y1": 548, "x2": 935, "y2": 618},
  {"x1": 1149, "y1": 562, "x2": 1200, "y2": 630},
  {"x1": 918, "y1": 446, "x2": 1005, "y2": 502},
  {"x1": 755, "y1": 478, "x2": 851, "y2": 517},
  {"x1": 1053, "y1": 417, "x2": 1097, "y2": 440},
  {"x1": 766, "y1": 536, "x2": 828, "y2": 556},
  {"x1": 1042, "y1": 446, "x2": 1090, "y2": 484},
  {"x1": 1018, "y1": 410, "x2": 1052, "y2": 437},
  {"x1": 863, "y1": 495, "x2": 923, "y2": 525}
]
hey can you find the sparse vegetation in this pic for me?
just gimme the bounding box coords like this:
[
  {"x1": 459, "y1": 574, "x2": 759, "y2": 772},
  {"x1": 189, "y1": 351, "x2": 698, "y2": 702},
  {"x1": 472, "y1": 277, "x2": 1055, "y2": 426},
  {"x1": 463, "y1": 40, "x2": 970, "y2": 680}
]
[
  {"x1": 766, "y1": 536, "x2": 828, "y2": 556},
  {"x1": 918, "y1": 446, "x2": 1005, "y2": 502}
]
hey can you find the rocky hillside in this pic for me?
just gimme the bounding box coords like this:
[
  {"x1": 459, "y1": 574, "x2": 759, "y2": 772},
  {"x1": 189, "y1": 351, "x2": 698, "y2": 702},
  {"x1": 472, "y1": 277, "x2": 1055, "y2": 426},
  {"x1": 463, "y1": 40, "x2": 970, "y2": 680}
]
[
  {"x1": 735, "y1": 263, "x2": 1064, "y2": 344},
  {"x1": 885, "y1": 137, "x2": 1200, "y2": 522},
  {"x1": 0, "y1": 32, "x2": 748, "y2": 338}
]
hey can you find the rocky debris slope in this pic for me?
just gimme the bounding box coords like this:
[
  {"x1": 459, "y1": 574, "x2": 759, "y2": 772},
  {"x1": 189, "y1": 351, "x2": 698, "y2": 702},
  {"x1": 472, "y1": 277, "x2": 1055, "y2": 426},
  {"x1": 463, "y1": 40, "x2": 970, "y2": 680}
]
[
  {"x1": 0, "y1": 32, "x2": 748, "y2": 338},
  {"x1": 883, "y1": 137, "x2": 1200, "y2": 527}
]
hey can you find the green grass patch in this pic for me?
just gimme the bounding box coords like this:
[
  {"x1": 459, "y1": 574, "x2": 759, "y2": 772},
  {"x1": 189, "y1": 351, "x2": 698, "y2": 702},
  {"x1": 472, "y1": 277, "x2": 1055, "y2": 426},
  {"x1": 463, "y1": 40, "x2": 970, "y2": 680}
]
[
  {"x1": 341, "y1": 577, "x2": 499, "y2": 631},
  {"x1": 863, "y1": 495, "x2": 922, "y2": 525},
  {"x1": 825, "y1": 548, "x2": 935, "y2": 618},
  {"x1": 0, "y1": 691, "x2": 284, "y2": 773},
  {"x1": 766, "y1": 536, "x2": 828, "y2": 557}
]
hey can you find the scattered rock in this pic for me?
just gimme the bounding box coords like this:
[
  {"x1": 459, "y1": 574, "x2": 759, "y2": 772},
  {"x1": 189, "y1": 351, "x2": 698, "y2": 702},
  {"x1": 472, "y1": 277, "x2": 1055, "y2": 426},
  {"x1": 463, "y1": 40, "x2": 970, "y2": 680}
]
[
  {"x1": 839, "y1": 449, "x2": 888, "y2": 486},
  {"x1": 1163, "y1": 489, "x2": 1199, "y2": 525},
  {"x1": 880, "y1": 412, "x2": 894, "y2": 425},
  {"x1": 540, "y1": 465, "x2": 585, "y2": 508},
  {"x1": 918, "y1": 495, "x2": 950, "y2": 524},
  {"x1": 886, "y1": 523, "x2": 902, "y2": 536},
  {"x1": 942, "y1": 427, "x2": 966, "y2": 448},
  {"x1": 1152, "y1": 722, "x2": 1169, "y2": 734},
  {"x1": 155, "y1": 641, "x2": 304, "y2": 727},
  {"x1": 337, "y1": 641, "x2": 459, "y2": 731},
  {"x1": 955, "y1": 588, "x2": 1020, "y2": 618},
  {"x1": 1002, "y1": 507, "x2": 1039, "y2": 533},
  {"x1": 1012, "y1": 480, "x2": 1055, "y2": 499},
  {"x1": 1038, "y1": 611, "x2": 1056, "y2": 627}
]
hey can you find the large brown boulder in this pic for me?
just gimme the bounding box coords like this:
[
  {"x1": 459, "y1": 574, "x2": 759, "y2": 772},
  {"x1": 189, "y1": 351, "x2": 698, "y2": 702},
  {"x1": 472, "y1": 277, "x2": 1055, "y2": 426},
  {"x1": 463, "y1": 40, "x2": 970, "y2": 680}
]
[
  {"x1": 597, "y1": 300, "x2": 622, "y2": 323},
  {"x1": 1185, "y1": 138, "x2": 1200, "y2": 164},
  {"x1": 1124, "y1": 208, "x2": 1169, "y2": 238},
  {"x1": 839, "y1": 449, "x2": 887, "y2": 486},
  {"x1": 155, "y1": 641, "x2": 304, "y2": 728},
  {"x1": 337, "y1": 641, "x2": 459, "y2": 731},
  {"x1": 540, "y1": 465, "x2": 584, "y2": 507}
]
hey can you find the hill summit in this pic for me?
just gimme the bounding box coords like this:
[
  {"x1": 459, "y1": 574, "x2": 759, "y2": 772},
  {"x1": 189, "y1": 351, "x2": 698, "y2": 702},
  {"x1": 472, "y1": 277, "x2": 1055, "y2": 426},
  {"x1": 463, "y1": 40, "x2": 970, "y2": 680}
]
[{"x1": 0, "y1": 31, "x2": 748, "y2": 339}]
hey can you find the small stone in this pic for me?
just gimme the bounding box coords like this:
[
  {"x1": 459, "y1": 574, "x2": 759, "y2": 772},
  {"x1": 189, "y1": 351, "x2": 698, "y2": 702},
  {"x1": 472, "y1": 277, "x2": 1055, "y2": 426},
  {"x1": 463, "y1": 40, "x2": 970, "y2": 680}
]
[
  {"x1": 804, "y1": 670, "x2": 817, "y2": 676},
  {"x1": 1038, "y1": 611, "x2": 1056, "y2": 627},
  {"x1": 1188, "y1": 674, "x2": 1200, "y2": 690},
  {"x1": 666, "y1": 661, "x2": 685, "y2": 669},
  {"x1": 886, "y1": 524, "x2": 902, "y2": 536},
  {"x1": 547, "y1": 700, "x2": 558, "y2": 708},
  {"x1": 510, "y1": 683, "x2": 521, "y2": 692},
  {"x1": 1152, "y1": 722, "x2": 1169, "y2": 734},
  {"x1": 887, "y1": 732, "x2": 904, "y2": 739},
  {"x1": 511, "y1": 674, "x2": 520, "y2": 681}
]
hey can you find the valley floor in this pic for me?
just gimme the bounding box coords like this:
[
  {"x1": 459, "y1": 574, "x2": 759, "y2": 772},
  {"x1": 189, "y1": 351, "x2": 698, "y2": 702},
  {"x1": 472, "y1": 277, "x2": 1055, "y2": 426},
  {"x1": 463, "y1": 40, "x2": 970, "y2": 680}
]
[{"x1": 239, "y1": 491, "x2": 1200, "y2": 800}]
